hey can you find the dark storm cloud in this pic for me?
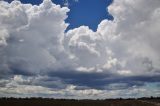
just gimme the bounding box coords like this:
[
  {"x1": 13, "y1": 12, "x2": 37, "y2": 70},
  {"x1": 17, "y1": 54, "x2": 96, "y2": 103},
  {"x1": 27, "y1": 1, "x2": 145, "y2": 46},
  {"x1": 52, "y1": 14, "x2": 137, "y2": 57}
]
[
  {"x1": 47, "y1": 70, "x2": 160, "y2": 90},
  {"x1": 48, "y1": 70, "x2": 111, "y2": 89},
  {"x1": 32, "y1": 76, "x2": 68, "y2": 90}
]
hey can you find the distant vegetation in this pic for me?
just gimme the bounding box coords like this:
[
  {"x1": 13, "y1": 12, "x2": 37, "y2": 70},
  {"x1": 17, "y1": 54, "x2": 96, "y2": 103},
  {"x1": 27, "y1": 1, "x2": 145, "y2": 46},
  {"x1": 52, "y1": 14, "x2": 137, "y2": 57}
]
[{"x1": 0, "y1": 97, "x2": 160, "y2": 106}]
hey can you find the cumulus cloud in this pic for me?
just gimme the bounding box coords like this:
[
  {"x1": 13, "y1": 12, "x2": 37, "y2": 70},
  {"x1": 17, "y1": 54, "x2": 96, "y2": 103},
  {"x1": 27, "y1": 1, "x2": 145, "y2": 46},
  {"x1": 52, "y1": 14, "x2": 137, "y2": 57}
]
[
  {"x1": 107, "y1": 0, "x2": 160, "y2": 75},
  {"x1": 0, "y1": 0, "x2": 160, "y2": 98},
  {"x1": 0, "y1": 0, "x2": 69, "y2": 75}
]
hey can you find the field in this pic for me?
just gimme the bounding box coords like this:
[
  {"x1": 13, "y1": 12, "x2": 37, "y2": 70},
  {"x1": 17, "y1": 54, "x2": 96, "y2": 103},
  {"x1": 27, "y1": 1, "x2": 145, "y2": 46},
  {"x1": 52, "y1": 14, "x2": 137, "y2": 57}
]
[{"x1": 0, "y1": 98, "x2": 160, "y2": 106}]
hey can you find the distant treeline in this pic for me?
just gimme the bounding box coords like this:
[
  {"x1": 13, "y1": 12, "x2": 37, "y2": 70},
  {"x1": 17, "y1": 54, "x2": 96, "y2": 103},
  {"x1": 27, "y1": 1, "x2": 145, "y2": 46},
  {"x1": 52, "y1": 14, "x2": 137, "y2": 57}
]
[
  {"x1": 0, "y1": 97, "x2": 160, "y2": 106},
  {"x1": 0, "y1": 96, "x2": 160, "y2": 100}
]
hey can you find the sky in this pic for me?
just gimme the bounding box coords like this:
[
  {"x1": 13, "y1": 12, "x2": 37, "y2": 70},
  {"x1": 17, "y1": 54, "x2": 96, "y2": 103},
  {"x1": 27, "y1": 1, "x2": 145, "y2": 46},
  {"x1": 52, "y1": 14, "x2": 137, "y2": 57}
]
[
  {"x1": 0, "y1": 0, "x2": 160, "y2": 99},
  {"x1": 4, "y1": 0, "x2": 113, "y2": 31}
]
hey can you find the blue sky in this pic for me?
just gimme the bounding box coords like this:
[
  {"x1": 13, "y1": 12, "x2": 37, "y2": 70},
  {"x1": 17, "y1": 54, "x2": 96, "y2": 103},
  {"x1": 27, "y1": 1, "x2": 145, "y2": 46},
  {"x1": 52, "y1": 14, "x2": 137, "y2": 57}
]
[
  {"x1": 5, "y1": 0, "x2": 113, "y2": 31},
  {"x1": 57, "y1": 0, "x2": 113, "y2": 31},
  {"x1": 0, "y1": 0, "x2": 160, "y2": 99}
]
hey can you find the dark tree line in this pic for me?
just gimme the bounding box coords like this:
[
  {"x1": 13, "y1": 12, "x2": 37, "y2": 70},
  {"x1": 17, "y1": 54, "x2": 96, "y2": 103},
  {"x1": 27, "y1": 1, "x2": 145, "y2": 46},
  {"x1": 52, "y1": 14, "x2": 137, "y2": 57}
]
[{"x1": 0, "y1": 96, "x2": 159, "y2": 106}]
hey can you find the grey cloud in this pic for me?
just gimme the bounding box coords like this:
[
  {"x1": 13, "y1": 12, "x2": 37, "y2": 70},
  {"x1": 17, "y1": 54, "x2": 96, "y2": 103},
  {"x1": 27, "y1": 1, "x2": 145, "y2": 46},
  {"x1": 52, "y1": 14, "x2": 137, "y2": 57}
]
[{"x1": 47, "y1": 70, "x2": 160, "y2": 90}]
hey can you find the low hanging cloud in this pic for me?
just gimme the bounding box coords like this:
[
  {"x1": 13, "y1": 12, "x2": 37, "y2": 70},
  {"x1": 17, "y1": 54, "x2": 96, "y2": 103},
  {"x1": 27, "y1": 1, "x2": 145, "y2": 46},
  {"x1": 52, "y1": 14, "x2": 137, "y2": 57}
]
[{"x1": 0, "y1": 0, "x2": 160, "y2": 98}]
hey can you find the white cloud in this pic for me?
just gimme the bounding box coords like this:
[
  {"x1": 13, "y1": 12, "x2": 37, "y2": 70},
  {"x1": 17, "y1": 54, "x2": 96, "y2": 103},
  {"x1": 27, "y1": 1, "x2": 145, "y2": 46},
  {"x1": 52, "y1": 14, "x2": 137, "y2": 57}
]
[
  {"x1": 0, "y1": 0, "x2": 70, "y2": 74},
  {"x1": 65, "y1": 26, "x2": 107, "y2": 68},
  {"x1": 107, "y1": 0, "x2": 160, "y2": 75}
]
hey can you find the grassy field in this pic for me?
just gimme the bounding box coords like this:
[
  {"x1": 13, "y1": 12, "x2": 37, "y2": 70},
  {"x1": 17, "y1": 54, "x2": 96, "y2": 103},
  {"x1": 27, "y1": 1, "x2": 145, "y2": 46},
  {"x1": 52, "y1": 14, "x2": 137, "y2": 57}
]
[{"x1": 0, "y1": 98, "x2": 160, "y2": 106}]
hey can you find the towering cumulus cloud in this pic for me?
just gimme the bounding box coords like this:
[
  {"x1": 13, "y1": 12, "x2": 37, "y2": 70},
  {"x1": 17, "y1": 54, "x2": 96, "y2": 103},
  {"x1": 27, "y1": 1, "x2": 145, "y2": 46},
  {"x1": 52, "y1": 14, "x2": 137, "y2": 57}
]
[
  {"x1": 0, "y1": 0, "x2": 160, "y2": 98},
  {"x1": 0, "y1": 0, "x2": 69, "y2": 74}
]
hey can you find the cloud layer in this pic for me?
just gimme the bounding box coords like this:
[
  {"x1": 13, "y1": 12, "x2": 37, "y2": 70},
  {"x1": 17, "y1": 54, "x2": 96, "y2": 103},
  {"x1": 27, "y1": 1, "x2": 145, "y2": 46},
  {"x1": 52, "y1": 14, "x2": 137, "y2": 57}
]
[{"x1": 0, "y1": 0, "x2": 160, "y2": 98}]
